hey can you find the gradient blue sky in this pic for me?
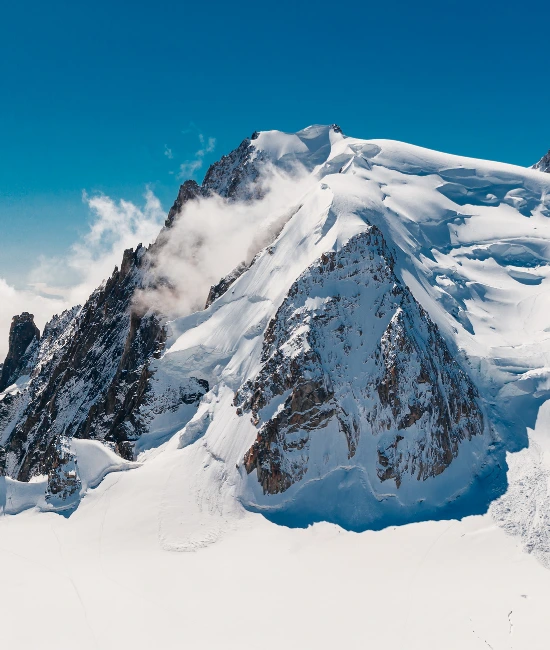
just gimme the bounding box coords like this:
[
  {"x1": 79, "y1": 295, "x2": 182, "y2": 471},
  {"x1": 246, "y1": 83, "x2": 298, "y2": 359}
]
[{"x1": 1, "y1": 0, "x2": 549, "y2": 285}]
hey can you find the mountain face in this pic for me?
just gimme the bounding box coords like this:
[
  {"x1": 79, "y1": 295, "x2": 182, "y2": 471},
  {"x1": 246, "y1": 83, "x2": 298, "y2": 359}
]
[
  {"x1": 164, "y1": 133, "x2": 263, "y2": 228},
  {"x1": 1, "y1": 126, "x2": 550, "y2": 546},
  {"x1": 235, "y1": 228, "x2": 484, "y2": 499}
]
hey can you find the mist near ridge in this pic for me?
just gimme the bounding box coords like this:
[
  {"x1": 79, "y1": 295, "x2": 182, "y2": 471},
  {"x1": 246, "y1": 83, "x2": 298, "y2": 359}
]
[
  {"x1": 0, "y1": 163, "x2": 311, "y2": 358},
  {"x1": 133, "y1": 162, "x2": 311, "y2": 320}
]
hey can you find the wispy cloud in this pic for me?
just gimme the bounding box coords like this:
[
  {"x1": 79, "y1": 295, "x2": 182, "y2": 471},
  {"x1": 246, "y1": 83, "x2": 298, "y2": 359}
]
[
  {"x1": 178, "y1": 133, "x2": 216, "y2": 179},
  {"x1": 1, "y1": 124, "x2": 216, "y2": 359}
]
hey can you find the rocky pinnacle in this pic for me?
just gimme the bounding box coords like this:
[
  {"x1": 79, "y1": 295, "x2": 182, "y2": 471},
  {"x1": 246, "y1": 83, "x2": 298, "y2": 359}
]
[{"x1": 0, "y1": 312, "x2": 40, "y2": 392}]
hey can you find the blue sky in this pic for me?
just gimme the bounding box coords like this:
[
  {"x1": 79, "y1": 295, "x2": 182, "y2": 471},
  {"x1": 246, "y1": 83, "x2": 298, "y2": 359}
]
[{"x1": 1, "y1": 0, "x2": 549, "y2": 286}]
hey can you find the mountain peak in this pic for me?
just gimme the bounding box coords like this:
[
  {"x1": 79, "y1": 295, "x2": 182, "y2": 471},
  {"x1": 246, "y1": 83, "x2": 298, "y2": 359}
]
[{"x1": 0, "y1": 312, "x2": 40, "y2": 392}]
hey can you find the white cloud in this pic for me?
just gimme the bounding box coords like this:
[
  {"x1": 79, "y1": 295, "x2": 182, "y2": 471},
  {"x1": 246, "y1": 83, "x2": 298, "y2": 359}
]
[
  {"x1": 164, "y1": 145, "x2": 174, "y2": 159},
  {"x1": 178, "y1": 133, "x2": 216, "y2": 179},
  {"x1": 0, "y1": 190, "x2": 166, "y2": 359}
]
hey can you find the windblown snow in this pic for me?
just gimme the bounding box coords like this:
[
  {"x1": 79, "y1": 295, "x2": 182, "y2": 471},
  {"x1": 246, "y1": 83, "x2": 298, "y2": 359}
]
[{"x1": 2, "y1": 124, "x2": 550, "y2": 649}]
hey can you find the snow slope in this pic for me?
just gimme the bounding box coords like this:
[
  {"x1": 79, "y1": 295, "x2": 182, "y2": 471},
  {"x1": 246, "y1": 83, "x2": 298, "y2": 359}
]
[{"x1": 2, "y1": 125, "x2": 550, "y2": 648}]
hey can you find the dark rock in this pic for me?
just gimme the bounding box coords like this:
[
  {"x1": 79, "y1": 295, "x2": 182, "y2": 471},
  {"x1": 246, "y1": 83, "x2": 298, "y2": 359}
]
[
  {"x1": 205, "y1": 262, "x2": 248, "y2": 308},
  {"x1": 0, "y1": 132, "x2": 264, "y2": 500},
  {"x1": 44, "y1": 436, "x2": 81, "y2": 505},
  {"x1": 165, "y1": 180, "x2": 201, "y2": 228},
  {"x1": 533, "y1": 150, "x2": 550, "y2": 173},
  {"x1": 0, "y1": 312, "x2": 40, "y2": 392},
  {"x1": 201, "y1": 136, "x2": 263, "y2": 201},
  {"x1": 164, "y1": 135, "x2": 265, "y2": 231},
  {"x1": 3, "y1": 247, "x2": 167, "y2": 483}
]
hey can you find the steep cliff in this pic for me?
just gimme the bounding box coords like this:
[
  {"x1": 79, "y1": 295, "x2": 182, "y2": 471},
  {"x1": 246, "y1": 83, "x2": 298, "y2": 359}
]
[{"x1": 0, "y1": 312, "x2": 40, "y2": 392}]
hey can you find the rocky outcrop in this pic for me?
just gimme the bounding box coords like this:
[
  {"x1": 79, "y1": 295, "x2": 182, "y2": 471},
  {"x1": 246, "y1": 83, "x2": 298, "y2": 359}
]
[
  {"x1": 533, "y1": 150, "x2": 550, "y2": 173},
  {"x1": 165, "y1": 180, "x2": 201, "y2": 228},
  {"x1": 164, "y1": 133, "x2": 264, "y2": 230},
  {"x1": 205, "y1": 262, "x2": 248, "y2": 308},
  {"x1": 0, "y1": 313, "x2": 40, "y2": 391},
  {"x1": 235, "y1": 227, "x2": 484, "y2": 495},
  {"x1": 44, "y1": 436, "x2": 81, "y2": 507},
  {"x1": 201, "y1": 135, "x2": 263, "y2": 201},
  {"x1": 374, "y1": 305, "x2": 482, "y2": 486}
]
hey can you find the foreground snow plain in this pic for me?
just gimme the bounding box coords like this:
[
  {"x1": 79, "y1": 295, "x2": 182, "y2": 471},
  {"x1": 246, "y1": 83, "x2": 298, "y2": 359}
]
[
  {"x1": 1, "y1": 465, "x2": 550, "y2": 649},
  {"x1": 3, "y1": 126, "x2": 550, "y2": 648}
]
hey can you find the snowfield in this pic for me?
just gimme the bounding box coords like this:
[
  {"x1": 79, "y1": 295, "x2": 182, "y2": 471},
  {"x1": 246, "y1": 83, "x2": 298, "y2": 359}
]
[
  {"x1": 1, "y1": 458, "x2": 550, "y2": 650},
  {"x1": 2, "y1": 125, "x2": 550, "y2": 648}
]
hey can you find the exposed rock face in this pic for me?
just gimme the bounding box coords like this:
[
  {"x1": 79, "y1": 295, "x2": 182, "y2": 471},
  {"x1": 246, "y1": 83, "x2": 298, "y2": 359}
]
[
  {"x1": 0, "y1": 313, "x2": 40, "y2": 392},
  {"x1": 235, "y1": 227, "x2": 484, "y2": 495},
  {"x1": 201, "y1": 135, "x2": 263, "y2": 200},
  {"x1": 374, "y1": 305, "x2": 482, "y2": 486},
  {"x1": 0, "y1": 246, "x2": 168, "y2": 481},
  {"x1": 533, "y1": 150, "x2": 550, "y2": 173}
]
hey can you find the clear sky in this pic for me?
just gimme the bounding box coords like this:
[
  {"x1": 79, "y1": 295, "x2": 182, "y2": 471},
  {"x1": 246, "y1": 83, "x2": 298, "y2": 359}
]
[{"x1": 1, "y1": 0, "x2": 549, "y2": 286}]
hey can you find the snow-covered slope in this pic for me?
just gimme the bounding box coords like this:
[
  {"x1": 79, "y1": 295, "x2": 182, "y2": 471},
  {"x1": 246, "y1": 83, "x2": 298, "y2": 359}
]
[{"x1": 3, "y1": 125, "x2": 550, "y2": 649}]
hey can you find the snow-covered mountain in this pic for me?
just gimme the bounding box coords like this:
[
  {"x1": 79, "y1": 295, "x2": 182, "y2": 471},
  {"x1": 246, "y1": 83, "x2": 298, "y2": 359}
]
[{"x1": 2, "y1": 126, "x2": 550, "y2": 648}]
